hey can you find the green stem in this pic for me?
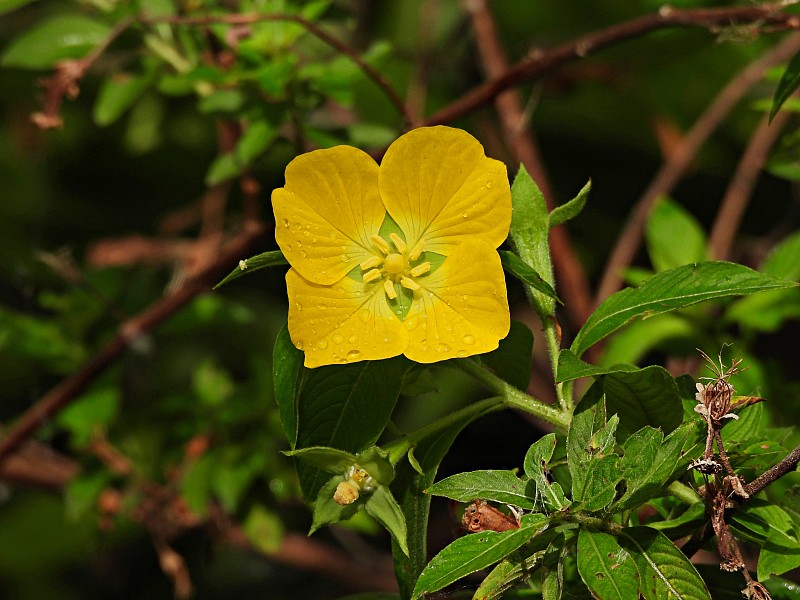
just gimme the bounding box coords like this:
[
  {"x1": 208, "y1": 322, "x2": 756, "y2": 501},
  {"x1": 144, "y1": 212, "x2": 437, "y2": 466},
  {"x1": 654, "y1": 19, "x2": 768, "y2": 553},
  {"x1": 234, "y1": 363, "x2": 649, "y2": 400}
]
[
  {"x1": 544, "y1": 322, "x2": 570, "y2": 411},
  {"x1": 551, "y1": 511, "x2": 623, "y2": 534},
  {"x1": 455, "y1": 360, "x2": 570, "y2": 431},
  {"x1": 383, "y1": 396, "x2": 505, "y2": 464},
  {"x1": 668, "y1": 480, "x2": 702, "y2": 505}
]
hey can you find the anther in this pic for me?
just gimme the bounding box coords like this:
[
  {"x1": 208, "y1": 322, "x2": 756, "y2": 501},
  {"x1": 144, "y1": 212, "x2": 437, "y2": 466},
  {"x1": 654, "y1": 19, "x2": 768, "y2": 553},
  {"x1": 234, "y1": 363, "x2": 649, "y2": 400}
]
[
  {"x1": 410, "y1": 262, "x2": 431, "y2": 277},
  {"x1": 363, "y1": 269, "x2": 383, "y2": 283},
  {"x1": 360, "y1": 256, "x2": 383, "y2": 271},
  {"x1": 389, "y1": 233, "x2": 407, "y2": 254},
  {"x1": 384, "y1": 279, "x2": 398, "y2": 299},
  {"x1": 409, "y1": 240, "x2": 425, "y2": 261},
  {"x1": 400, "y1": 277, "x2": 420, "y2": 291},
  {"x1": 371, "y1": 235, "x2": 392, "y2": 255}
]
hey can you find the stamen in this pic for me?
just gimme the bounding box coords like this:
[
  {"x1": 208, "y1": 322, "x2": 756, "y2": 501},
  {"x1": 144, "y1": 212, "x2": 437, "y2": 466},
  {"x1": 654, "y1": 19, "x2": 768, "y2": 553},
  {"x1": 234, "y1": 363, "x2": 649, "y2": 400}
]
[
  {"x1": 410, "y1": 262, "x2": 431, "y2": 277},
  {"x1": 389, "y1": 233, "x2": 407, "y2": 254},
  {"x1": 409, "y1": 240, "x2": 425, "y2": 261},
  {"x1": 371, "y1": 234, "x2": 392, "y2": 255},
  {"x1": 400, "y1": 277, "x2": 420, "y2": 291},
  {"x1": 384, "y1": 279, "x2": 398, "y2": 299},
  {"x1": 363, "y1": 269, "x2": 383, "y2": 283},
  {"x1": 360, "y1": 256, "x2": 383, "y2": 271}
]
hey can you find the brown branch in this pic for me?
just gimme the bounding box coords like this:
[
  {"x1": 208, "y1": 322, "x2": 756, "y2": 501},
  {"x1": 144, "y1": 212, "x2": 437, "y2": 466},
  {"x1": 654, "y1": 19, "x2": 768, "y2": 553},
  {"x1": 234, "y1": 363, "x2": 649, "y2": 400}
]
[
  {"x1": 595, "y1": 32, "x2": 800, "y2": 303},
  {"x1": 744, "y1": 442, "x2": 800, "y2": 497},
  {"x1": 708, "y1": 107, "x2": 793, "y2": 261},
  {"x1": 0, "y1": 223, "x2": 268, "y2": 467},
  {"x1": 465, "y1": 0, "x2": 593, "y2": 328},
  {"x1": 140, "y1": 12, "x2": 417, "y2": 128},
  {"x1": 426, "y1": 2, "x2": 800, "y2": 127}
]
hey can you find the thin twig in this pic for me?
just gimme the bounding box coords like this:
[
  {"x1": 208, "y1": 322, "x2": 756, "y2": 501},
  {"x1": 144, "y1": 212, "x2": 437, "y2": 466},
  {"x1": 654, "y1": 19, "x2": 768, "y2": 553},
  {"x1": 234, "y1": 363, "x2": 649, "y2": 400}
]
[
  {"x1": 465, "y1": 0, "x2": 592, "y2": 327},
  {"x1": 426, "y1": 2, "x2": 800, "y2": 127},
  {"x1": 708, "y1": 106, "x2": 793, "y2": 260},
  {"x1": 595, "y1": 32, "x2": 800, "y2": 303},
  {"x1": 139, "y1": 12, "x2": 417, "y2": 128},
  {"x1": 0, "y1": 223, "x2": 268, "y2": 467},
  {"x1": 744, "y1": 442, "x2": 800, "y2": 497}
]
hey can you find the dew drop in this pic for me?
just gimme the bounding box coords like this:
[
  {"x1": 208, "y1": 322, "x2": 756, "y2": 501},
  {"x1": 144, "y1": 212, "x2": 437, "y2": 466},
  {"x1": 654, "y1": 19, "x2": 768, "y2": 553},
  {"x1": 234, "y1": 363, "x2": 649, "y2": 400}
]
[
  {"x1": 295, "y1": 302, "x2": 303, "y2": 311},
  {"x1": 312, "y1": 238, "x2": 318, "y2": 243},
  {"x1": 303, "y1": 230, "x2": 310, "y2": 237},
  {"x1": 346, "y1": 349, "x2": 362, "y2": 361},
  {"x1": 318, "y1": 304, "x2": 327, "y2": 311},
  {"x1": 333, "y1": 334, "x2": 344, "y2": 344},
  {"x1": 282, "y1": 218, "x2": 289, "y2": 228},
  {"x1": 358, "y1": 310, "x2": 370, "y2": 323},
  {"x1": 300, "y1": 250, "x2": 307, "y2": 257},
  {"x1": 348, "y1": 335, "x2": 358, "y2": 344},
  {"x1": 435, "y1": 343, "x2": 450, "y2": 353},
  {"x1": 319, "y1": 340, "x2": 328, "y2": 349},
  {"x1": 486, "y1": 180, "x2": 493, "y2": 188},
  {"x1": 295, "y1": 340, "x2": 304, "y2": 350},
  {"x1": 296, "y1": 240, "x2": 302, "y2": 247},
  {"x1": 463, "y1": 334, "x2": 476, "y2": 346},
  {"x1": 462, "y1": 212, "x2": 469, "y2": 218},
  {"x1": 341, "y1": 254, "x2": 349, "y2": 262},
  {"x1": 457, "y1": 350, "x2": 468, "y2": 358}
]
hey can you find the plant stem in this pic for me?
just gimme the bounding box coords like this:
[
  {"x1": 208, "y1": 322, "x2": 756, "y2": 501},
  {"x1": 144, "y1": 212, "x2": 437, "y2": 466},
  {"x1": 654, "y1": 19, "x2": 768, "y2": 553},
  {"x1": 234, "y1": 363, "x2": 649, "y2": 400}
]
[
  {"x1": 544, "y1": 322, "x2": 570, "y2": 411},
  {"x1": 668, "y1": 480, "x2": 702, "y2": 505},
  {"x1": 455, "y1": 360, "x2": 570, "y2": 430}
]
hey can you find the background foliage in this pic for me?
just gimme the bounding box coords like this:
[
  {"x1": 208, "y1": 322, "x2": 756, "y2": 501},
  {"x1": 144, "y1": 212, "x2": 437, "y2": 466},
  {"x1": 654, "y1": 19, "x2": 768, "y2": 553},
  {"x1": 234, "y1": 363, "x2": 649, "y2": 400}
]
[{"x1": 3, "y1": 0, "x2": 800, "y2": 598}]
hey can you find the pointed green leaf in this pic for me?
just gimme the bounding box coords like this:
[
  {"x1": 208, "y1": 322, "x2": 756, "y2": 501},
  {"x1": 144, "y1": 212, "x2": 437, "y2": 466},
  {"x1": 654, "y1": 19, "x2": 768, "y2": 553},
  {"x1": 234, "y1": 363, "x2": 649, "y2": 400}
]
[
  {"x1": 273, "y1": 324, "x2": 305, "y2": 448},
  {"x1": 549, "y1": 180, "x2": 591, "y2": 227},
  {"x1": 0, "y1": 0, "x2": 36, "y2": 17},
  {"x1": 571, "y1": 261, "x2": 796, "y2": 356},
  {"x1": 365, "y1": 486, "x2": 408, "y2": 556},
  {"x1": 556, "y1": 348, "x2": 638, "y2": 383},
  {"x1": 296, "y1": 357, "x2": 412, "y2": 499},
  {"x1": 574, "y1": 454, "x2": 621, "y2": 512},
  {"x1": 94, "y1": 72, "x2": 155, "y2": 126},
  {"x1": 2, "y1": 14, "x2": 111, "y2": 69},
  {"x1": 214, "y1": 250, "x2": 288, "y2": 288},
  {"x1": 567, "y1": 380, "x2": 608, "y2": 499},
  {"x1": 427, "y1": 470, "x2": 536, "y2": 509},
  {"x1": 620, "y1": 526, "x2": 711, "y2": 600},
  {"x1": 577, "y1": 529, "x2": 639, "y2": 600},
  {"x1": 603, "y1": 366, "x2": 683, "y2": 439},
  {"x1": 310, "y1": 475, "x2": 361, "y2": 533},
  {"x1": 500, "y1": 251, "x2": 561, "y2": 303},
  {"x1": 524, "y1": 433, "x2": 570, "y2": 511},
  {"x1": 354, "y1": 447, "x2": 394, "y2": 486},
  {"x1": 482, "y1": 319, "x2": 535, "y2": 390},
  {"x1": 508, "y1": 166, "x2": 556, "y2": 318},
  {"x1": 770, "y1": 50, "x2": 800, "y2": 122},
  {"x1": 757, "y1": 527, "x2": 800, "y2": 580},
  {"x1": 411, "y1": 514, "x2": 548, "y2": 599},
  {"x1": 645, "y1": 198, "x2": 707, "y2": 272},
  {"x1": 283, "y1": 446, "x2": 355, "y2": 474}
]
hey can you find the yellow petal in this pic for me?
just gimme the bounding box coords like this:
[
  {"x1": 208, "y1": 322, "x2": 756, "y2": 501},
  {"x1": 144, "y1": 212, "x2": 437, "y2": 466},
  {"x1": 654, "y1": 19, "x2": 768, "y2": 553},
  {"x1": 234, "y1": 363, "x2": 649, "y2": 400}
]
[
  {"x1": 379, "y1": 126, "x2": 511, "y2": 255},
  {"x1": 286, "y1": 269, "x2": 408, "y2": 368},
  {"x1": 273, "y1": 146, "x2": 384, "y2": 285},
  {"x1": 402, "y1": 241, "x2": 510, "y2": 363}
]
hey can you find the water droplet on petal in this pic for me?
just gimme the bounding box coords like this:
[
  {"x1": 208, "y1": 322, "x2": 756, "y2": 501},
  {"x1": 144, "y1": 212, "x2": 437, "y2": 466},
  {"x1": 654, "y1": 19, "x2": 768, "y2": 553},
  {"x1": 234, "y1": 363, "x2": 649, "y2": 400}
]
[
  {"x1": 318, "y1": 304, "x2": 327, "y2": 311},
  {"x1": 341, "y1": 255, "x2": 349, "y2": 262},
  {"x1": 296, "y1": 240, "x2": 302, "y2": 248},
  {"x1": 463, "y1": 334, "x2": 475, "y2": 346},
  {"x1": 303, "y1": 230, "x2": 310, "y2": 237},
  {"x1": 486, "y1": 180, "x2": 493, "y2": 188},
  {"x1": 435, "y1": 343, "x2": 450, "y2": 353},
  {"x1": 282, "y1": 218, "x2": 289, "y2": 228},
  {"x1": 295, "y1": 340, "x2": 304, "y2": 350},
  {"x1": 295, "y1": 303, "x2": 303, "y2": 311},
  {"x1": 358, "y1": 310, "x2": 370, "y2": 323},
  {"x1": 462, "y1": 212, "x2": 469, "y2": 218},
  {"x1": 346, "y1": 349, "x2": 362, "y2": 361},
  {"x1": 457, "y1": 350, "x2": 468, "y2": 358},
  {"x1": 348, "y1": 335, "x2": 358, "y2": 344},
  {"x1": 333, "y1": 334, "x2": 344, "y2": 344},
  {"x1": 319, "y1": 340, "x2": 328, "y2": 349}
]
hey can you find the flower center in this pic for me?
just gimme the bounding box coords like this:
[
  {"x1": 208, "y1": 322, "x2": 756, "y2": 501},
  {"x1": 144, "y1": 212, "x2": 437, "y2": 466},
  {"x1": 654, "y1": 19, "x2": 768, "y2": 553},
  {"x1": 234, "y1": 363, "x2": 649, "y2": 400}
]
[{"x1": 360, "y1": 233, "x2": 430, "y2": 303}]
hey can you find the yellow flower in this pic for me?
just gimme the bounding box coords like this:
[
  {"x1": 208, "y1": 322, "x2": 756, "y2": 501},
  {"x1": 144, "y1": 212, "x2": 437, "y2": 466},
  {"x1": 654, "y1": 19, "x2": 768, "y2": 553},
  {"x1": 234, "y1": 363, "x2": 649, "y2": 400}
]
[{"x1": 272, "y1": 126, "x2": 511, "y2": 368}]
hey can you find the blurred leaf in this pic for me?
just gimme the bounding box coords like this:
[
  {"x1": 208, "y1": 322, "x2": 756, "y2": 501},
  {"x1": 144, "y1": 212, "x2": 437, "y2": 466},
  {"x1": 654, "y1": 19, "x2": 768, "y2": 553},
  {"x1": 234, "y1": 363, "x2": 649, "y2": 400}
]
[
  {"x1": 273, "y1": 323, "x2": 305, "y2": 448},
  {"x1": 0, "y1": 306, "x2": 85, "y2": 373},
  {"x1": 571, "y1": 262, "x2": 795, "y2": 357},
  {"x1": 198, "y1": 89, "x2": 244, "y2": 114},
  {"x1": 205, "y1": 153, "x2": 241, "y2": 186},
  {"x1": 411, "y1": 514, "x2": 548, "y2": 600},
  {"x1": 365, "y1": 487, "x2": 408, "y2": 556},
  {"x1": 243, "y1": 505, "x2": 284, "y2": 554},
  {"x1": 577, "y1": 529, "x2": 639, "y2": 600},
  {"x1": 192, "y1": 359, "x2": 233, "y2": 406},
  {"x1": 65, "y1": 471, "x2": 111, "y2": 521},
  {"x1": 205, "y1": 120, "x2": 279, "y2": 185},
  {"x1": 427, "y1": 470, "x2": 537, "y2": 509},
  {"x1": 215, "y1": 250, "x2": 288, "y2": 288},
  {"x1": 770, "y1": 50, "x2": 800, "y2": 122},
  {"x1": 93, "y1": 72, "x2": 154, "y2": 126},
  {"x1": 509, "y1": 166, "x2": 555, "y2": 318},
  {"x1": 500, "y1": 251, "x2": 561, "y2": 303},
  {"x1": 481, "y1": 320, "x2": 534, "y2": 390},
  {"x1": 523, "y1": 433, "x2": 570, "y2": 511},
  {"x1": 180, "y1": 454, "x2": 214, "y2": 517},
  {"x1": 295, "y1": 357, "x2": 412, "y2": 499},
  {"x1": 600, "y1": 314, "x2": 695, "y2": 366},
  {"x1": 58, "y1": 387, "x2": 119, "y2": 447},
  {"x1": 213, "y1": 458, "x2": 258, "y2": 513},
  {"x1": 1, "y1": 14, "x2": 110, "y2": 69},
  {"x1": 619, "y1": 527, "x2": 711, "y2": 600},
  {"x1": 645, "y1": 198, "x2": 707, "y2": 272},
  {"x1": 603, "y1": 366, "x2": 683, "y2": 439},
  {"x1": 549, "y1": 180, "x2": 591, "y2": 227},
  {"x1": 0, "y1": 0, "x2": 35, "y2": 17}
]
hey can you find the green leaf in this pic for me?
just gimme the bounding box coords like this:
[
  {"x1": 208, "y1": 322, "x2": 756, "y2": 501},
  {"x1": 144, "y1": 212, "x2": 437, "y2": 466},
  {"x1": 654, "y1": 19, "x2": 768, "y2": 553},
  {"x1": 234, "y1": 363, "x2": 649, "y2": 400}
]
[
  {"x1": 1, "y1": 14, "x2": 110, "y2": 69},
  {"x1": 57, "y1": 387, "x2": 119, "y2": 447},
  {"x1": 603, "y1": 366, "x2": 683, "y2": 439},
  {"x1": 243, "y1": 505, "x2": 284, "y2": 554},
  {"x1": 508, "y1": 166, "x2": 556, "y2": 318},
  {"x1": 523, "y1": 433, "x2": 570, "y2": 511},
  {"x1": 365, "y1": 487, "x2": 408, "y2": 556},
  {"x1": 571, "y1": 261, "x2": 796, "y2": 357},
  {"x1": 575, "y1": 455, "x2": 622, "y2": 512},
  {"x1": 481, "y1": 320, "x2": 535, "y2": 391},
  {"x1": 93, "y1": 72, "x2": 154, "y2": 126},
  {"x1": 283, "y1": 446, "x2": 356, "y2": 474},
  {"x1": 731, "y1": 499, "x2": 794, "y2": 546},
  {"x1": 599, "y1": 314, "x2": 695, "y2": 367},
  {"x1": 757, "y1": 527, "x2": 800, "y2": 580},
  {"x1": 205, "y1": 120, "x2": 279, "y2": 185},
  {"x1": 646, "y1": 502, "x2": 706, "y2": 537},
  {"x1": 310, "y1": 475, "x2": 361, "y2": 533},
  {"x1": 500, "y1": 251, "x2": 561, "y2": 303},
  {"x1": 566, "y1": 381, "x2": 609, "y2": 500},
  {"x1": 557, "y1": 348, "x2": 637, "y2": 382},
  {"x1": 273, "y1": 324, "x2": 305, "y2": 448},
  {"x1": 411, "y1": 514, "x2": 548, "y2": 599},
  {"x1": 549, "y1": 180, "x2": 591, "y2": 227},
  {"x1": 296, "y1": 358, "x2": 412, "y2": 499},
  {"x1": 214, "y1": 250, "x2": 288, "y2": 288},
  {"x1": 427, "y1": 470, "x2": 537, "y2": 510},
  {"x1": 577, "y1": 529, "x2": 639, "y2": 600},
  {"x1": 0, "y1": 0, "x2": 35, "y2": 17},
  {"x1": 620, "y1": 527, "x2": 711, "y2": 600},
  {"x1": 645, "y1": 198, "x2": 707, "y2": 272},
  {"x1": 354, "y1": 447, "x2": 394, "y2": 486},
  {"x1": 770, "y1": 50, "x2": 800, "y2": 122}
]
